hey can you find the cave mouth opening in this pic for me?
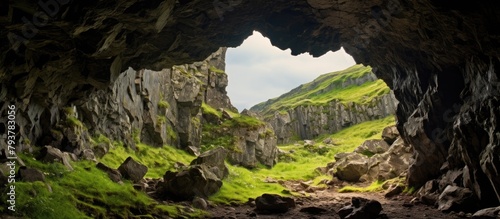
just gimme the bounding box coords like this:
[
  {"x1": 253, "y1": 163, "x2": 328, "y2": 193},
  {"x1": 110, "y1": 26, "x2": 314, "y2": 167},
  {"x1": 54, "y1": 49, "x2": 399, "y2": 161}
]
[{"x1": 225, "y1": 31, "x2": 357, "y2": 111}]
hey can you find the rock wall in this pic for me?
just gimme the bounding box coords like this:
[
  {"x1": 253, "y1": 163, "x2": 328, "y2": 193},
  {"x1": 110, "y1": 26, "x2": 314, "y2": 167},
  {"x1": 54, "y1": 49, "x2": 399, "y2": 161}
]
[
  {"x1": 259, "y1": 73, "x2": 398, "y2": 144},
  {"x1": 1, "y1": 0, "x2": 500, "y2": 209}
]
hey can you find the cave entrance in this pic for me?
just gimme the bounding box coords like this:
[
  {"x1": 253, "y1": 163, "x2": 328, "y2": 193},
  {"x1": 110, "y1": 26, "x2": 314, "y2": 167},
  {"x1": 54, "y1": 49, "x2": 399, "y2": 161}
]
[{"x1": 225, "y1": 31, "x2": 356, "y2": 111}]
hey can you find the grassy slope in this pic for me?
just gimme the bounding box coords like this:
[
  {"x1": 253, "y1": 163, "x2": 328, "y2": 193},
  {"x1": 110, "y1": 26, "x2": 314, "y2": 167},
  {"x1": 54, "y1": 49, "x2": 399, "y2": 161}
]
[
  {"x1": 210, "y1": 116, "x2": 396, "y2": 204},
  {"x1": 250, "y1": 64, "x2": 390, "y2": 117},
  {"x1": 1, "y1": 141, "x2": 205, "y2": 219}
]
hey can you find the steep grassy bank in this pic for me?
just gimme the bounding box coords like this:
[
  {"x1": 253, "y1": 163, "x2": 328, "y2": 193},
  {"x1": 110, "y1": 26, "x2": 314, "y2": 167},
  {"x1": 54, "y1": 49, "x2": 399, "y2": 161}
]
[{"x1": 251, "y1": 64, "x2": 390, "y2": 117}]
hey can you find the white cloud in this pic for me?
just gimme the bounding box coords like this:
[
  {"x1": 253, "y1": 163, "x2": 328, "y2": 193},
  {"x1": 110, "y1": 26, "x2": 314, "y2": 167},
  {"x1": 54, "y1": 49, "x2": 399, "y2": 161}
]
[{"x1": 226, "y1": 31, "x2": 356, "y2": 111}]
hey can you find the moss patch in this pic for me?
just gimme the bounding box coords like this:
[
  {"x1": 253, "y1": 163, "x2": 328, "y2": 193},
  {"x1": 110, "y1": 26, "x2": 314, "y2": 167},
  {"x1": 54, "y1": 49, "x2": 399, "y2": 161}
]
[{"x1": 3, "y1": 151, "x2": 204, "y2": 219}]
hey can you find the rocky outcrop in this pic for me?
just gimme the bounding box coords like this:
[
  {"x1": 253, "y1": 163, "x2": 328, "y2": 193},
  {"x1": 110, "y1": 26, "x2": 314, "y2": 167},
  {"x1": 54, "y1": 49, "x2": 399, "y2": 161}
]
[
  {"x1": 255, "y1": 194, "x2": 296, "y2": 214},
  {"x1": 328, "y1": 127, "x2": 413, "y2": 183},
  {"x1": 79, "y1": 48, "x2": 231, "y2": 150},
  {"x1": 338, "y1": 197, "x2": 383, "y2": 219},
  {"x1": 2, "y1": 0, "x2": 500, "y2": 209},
  {"x1": 252, "y1": 70, "x2": 397, "y2": 144},
  {"x1": 201, "y1": 108, "x2": 279, "y2": 168}
]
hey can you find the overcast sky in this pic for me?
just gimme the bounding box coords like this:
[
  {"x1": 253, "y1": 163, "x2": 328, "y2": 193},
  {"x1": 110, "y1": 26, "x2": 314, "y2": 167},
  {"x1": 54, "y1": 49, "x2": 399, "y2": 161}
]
[{"x1": 225, "y1": 31, "x2": 357, "y2": 111}]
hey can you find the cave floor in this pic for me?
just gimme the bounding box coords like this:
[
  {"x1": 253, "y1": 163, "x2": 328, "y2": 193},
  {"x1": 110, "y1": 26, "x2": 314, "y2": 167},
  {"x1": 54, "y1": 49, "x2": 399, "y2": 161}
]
[{"x1": 207, "y1": 188, "x2": 463, "y2": 219}]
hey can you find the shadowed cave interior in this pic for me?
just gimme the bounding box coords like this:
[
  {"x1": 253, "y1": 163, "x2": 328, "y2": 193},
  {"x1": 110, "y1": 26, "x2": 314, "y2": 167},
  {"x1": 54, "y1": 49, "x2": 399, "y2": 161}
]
[{"x1": 1, "y1": 0, "x2": 500, "y2": 218}]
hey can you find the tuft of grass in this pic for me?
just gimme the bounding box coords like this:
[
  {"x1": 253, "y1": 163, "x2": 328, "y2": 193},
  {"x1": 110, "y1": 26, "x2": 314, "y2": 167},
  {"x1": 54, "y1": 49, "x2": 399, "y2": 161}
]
[
  {"x1": 201, "y1": 102, "x2": 222, "y2": 118},
  {"x1": 339, "y1": 180, "x2": 385, "y2": 193},
  {"x1": 158, "y1": 100, "x2": 170, "y2": 109},
  {"x1": 209, "y1": 66, "x2": 225, "y2": 74},
  {"x1": 66, "y1": 116, "x2": 84, "y2": 128}
]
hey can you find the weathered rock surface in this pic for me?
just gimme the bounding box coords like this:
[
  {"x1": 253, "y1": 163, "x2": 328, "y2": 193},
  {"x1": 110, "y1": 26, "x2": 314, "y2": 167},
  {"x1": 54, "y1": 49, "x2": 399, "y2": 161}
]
[
  {"x1": 96, "y1": 162, "x2": 122, "y2": 183},
  {"x1": 118, "y1": 157, "x2": 148, "y2": 183},
  {"x1": 437, "y1": 185, "x2": 477, "y2": 213},
  {"x1": 255, "y1": 194, "x2": 296, "y2": 214},
  {"x1": 157, "y1": 164, "x2": 223, "y2": 201},
  {"x1": 190, "y1": 146, "x2": 229, "y2": 179},
  {"x1": 381, "y1": 125, "x2": 399, "y2": 145},
  {"x1": 329, "y1": 128, "x2": 413, "y2": 183},
  {"x1": 201, "y1": 108, "x2": 279, "y2": 168},
  {"x1": 1, "y1": 0, "x2": 500, "y2": 209},
  {"x1": 472, "y1": 206, "x2": 500, "y2": 219},
  {"x1": 38, "y1": 146, "x2": 74, "y2": 170},
  {"x1": 338, "y1": 197, "x2": 383, "y2": 219},
  {"x1": 252, "y1": 70, "x2": 397, "y2": 144}
]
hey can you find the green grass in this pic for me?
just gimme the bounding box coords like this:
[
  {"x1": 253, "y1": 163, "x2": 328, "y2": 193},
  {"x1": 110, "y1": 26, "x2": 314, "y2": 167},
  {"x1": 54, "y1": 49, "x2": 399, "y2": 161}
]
[
  {"x1": 201, "y1": 103, "x2": 265, "y2": 152},
  {"x1": 209, "y1": 116, "x2": 396, "y2": 204},
  {"x1": 209, "y1": 164, "x2": 289, "y2": 205},
  {"x1": 209, "y1": 66, "x2": 225, "y2": 74},
  {"x1": 250, "y1": 64, "x2": 390, "y2": 117},
  {"x1": 201, "y1": 102, "x2": 222, "y2": 118},
  {"x1": 3, "y1": 152, "x2": 204, "y2": 219},
  {"x1": 100, "y1": 143, "x2": 195, "y2": 178},
  {"x1": 158, "y1": 100, "x2": 170, "y2": 109},
  {"x1": 339, "y1": 180, "x2": 385, "y2": 193}
]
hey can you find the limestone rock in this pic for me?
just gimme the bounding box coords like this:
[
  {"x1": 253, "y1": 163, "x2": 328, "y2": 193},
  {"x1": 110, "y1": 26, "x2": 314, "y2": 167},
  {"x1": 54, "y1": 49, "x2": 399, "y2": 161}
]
[
  {"x1": 157, "y1": 164, "x2": 223, "y2": 201},
  {"x1": 332, "y1": 153, "x2": 369, "y2": 182},
  {"x1": 190, "y1": 147, "x2": 229, "y2": 179},
  {"x1": 381, "y1": 125, "x2": 399, "y2": 145},
  {"x1": 255, "y1": 194, "x2": 296, "y2": 214},
  {"x1": 118, "y1": 157, "x2": 148, "y2": 183},
  {"x1": 2, "y1": 0, "x2": 500, "y2": 210},
  {"x1": 38, "y1": 146, "x2": 74, "y2": 171},
  {"x1": 354, "y1": 139, "x2": 390, "y2": 156}
]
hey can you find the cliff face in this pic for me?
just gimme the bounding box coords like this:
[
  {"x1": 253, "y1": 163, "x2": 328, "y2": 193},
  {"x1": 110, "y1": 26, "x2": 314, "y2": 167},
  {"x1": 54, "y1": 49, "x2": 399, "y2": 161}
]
[
  {"x1": 251, "y1": 65, "x2": 397, "y2": 144},
  {"x1": 1, "y1": 0, "x2": 500, "y2": 208}
]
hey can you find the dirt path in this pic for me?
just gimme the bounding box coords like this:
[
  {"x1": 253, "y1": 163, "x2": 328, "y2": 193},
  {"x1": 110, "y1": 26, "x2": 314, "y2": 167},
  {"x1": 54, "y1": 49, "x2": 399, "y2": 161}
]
[{"x1": 207, "y1": 187, "x2": 464, "y2": 219}]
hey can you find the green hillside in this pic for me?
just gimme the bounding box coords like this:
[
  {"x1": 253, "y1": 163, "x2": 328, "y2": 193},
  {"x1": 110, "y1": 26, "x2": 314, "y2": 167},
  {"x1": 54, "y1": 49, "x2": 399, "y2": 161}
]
[{"x1": 250, "y1": 64, "x2": 390, "y2": 116}]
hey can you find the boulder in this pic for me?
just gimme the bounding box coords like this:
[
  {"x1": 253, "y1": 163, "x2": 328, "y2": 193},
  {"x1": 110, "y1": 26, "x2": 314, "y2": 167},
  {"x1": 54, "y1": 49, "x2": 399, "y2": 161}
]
[
  {"x1": 96, "y1": 162, "x2": 122, "y2": 183},
  {"x1": 437, "y1": 185, "x2": 477, "y2": 212},
  {"x1": 192, "y1": 197, "x2": 208, "y2": 210},
  {"x1": 118, "y1": 157, "x2": 148, "y2": 183},
  {"x1": 81, "y1": 149, "x2": 97, "y2": 162},
  {"x1": 255, "y1": 194, "x2": 296, "y2": 214},
  {"x1": 190, "y1": 147, "x2": 229, "y2": 179},
  {"x1": 17, "y1": 167, "x2": 45, "y2": 182},
  {"x1": 332, "y1": 153, "x2": 369, "y2": 182},
  {"x1": 187, "y1": 146, "x2": 201, "y2": 157},
  {"x1": 39, "y1": 146, "x2": 74, "y2": 170},
  {"x1": 472, "y1": 206, "x2": 500, "y2": 219},
  {"x1": 381, "y1": 125, "x2": 399, "y2": 145},
  {"x1": 354, "y1": 139, "x2": 390, "y2": 156},
  {"x1": 157, "y1": 164, "x2": 222, "y2": 201},
  {"x1": 338, "y1": 197, "x2": 383, "y2": 219},
  {"x1": 384, "y1": 184, "x2": 404, "y2": 198},
  {"x1": 417, "y1": 180, "x2": 440, "y2": 205},
  {"x1": 93, "y1": 142, "x2": 109, "y2": 158}
]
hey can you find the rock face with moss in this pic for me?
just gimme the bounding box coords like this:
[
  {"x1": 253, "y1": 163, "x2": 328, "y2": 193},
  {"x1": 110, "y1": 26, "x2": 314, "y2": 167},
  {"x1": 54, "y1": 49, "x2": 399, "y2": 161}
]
[
  {"x1": 201, "y1": 106, "x2": 278, "y2": 168},
  {"x1": 79, "y1": 48, "x2": 237, "y2": 151},
  {"x1": 251, "y1": 65, "x2": 397, "y2": 144}
]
